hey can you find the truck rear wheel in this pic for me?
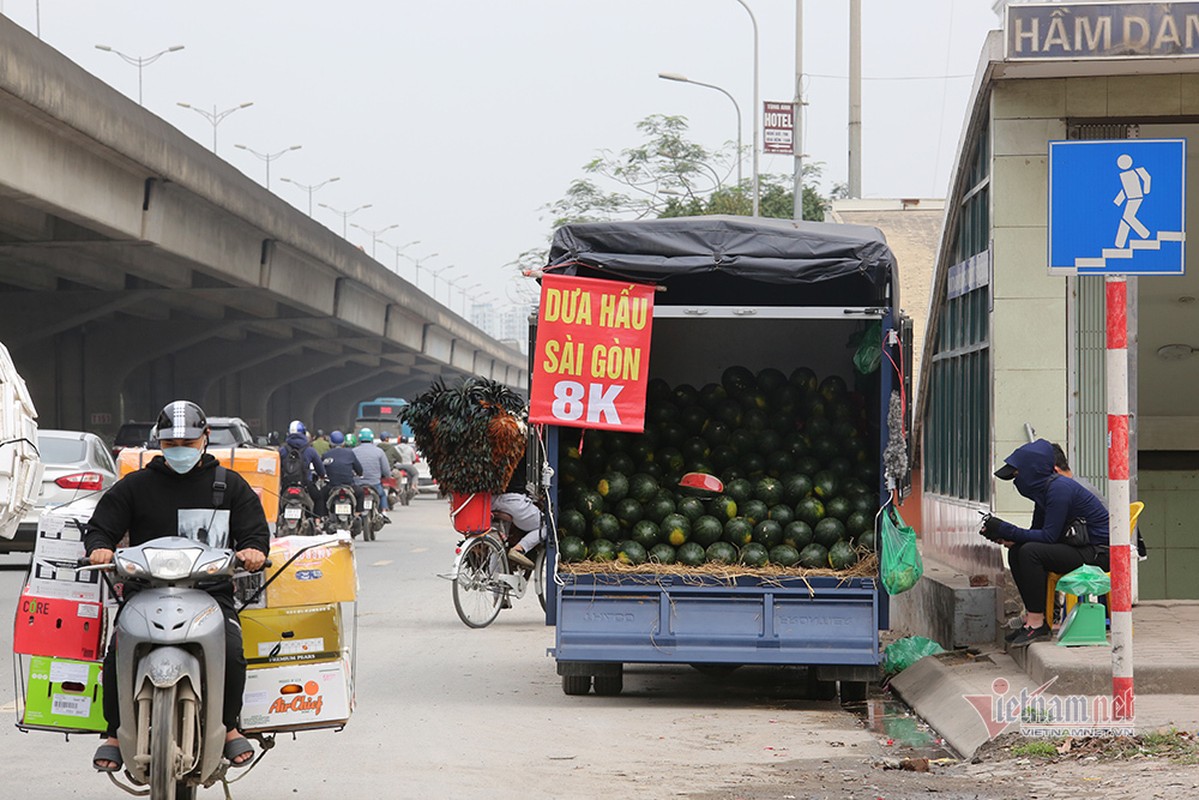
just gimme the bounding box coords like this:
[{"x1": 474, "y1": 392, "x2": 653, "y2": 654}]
[
  {"x1": 562, "y1": 675, "x2": 591, "y2": 695},
  {"x1": 593, "y1": 668, "x2": 623, "y2": 696},
  {"x1": 839, "y1": 680, "x2": 868, "y2": 704}
]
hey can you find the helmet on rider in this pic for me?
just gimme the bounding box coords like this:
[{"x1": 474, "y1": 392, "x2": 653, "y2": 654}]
[
  {"x1": 345, "y1": 432, "x2": 358, "y2": 447},
  {"x1": 288, "y1": 420, "x2": 307, "y2": 436},
  {"x1": 155, "y1": 400, "x2": 209, "y2": 442},
  {"x1": 357, "y1": 428, "x2": 374, "y2": 443},
  {"x1": 330, "y1": 430, "x2": 345, "y2": 446},
  {"x1": 154, "y1": 401, "x2": 210, "y2": 475},
  {"x1": 379, "y1": 431, "x2": 390, "y2": 441}
]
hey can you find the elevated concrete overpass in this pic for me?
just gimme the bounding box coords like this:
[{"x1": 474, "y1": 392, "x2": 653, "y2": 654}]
[{"x1": 0, "y1": 17, "x2": 526, "y2": 437}]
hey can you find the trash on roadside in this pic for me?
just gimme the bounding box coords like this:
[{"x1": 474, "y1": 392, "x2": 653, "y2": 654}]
[{"x1": 882, "y1": 635, "x2": 946, "y2": 675}]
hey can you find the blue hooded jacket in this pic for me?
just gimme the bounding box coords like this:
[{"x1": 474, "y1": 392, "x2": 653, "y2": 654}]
[
  {"x1": 279, "y1": 432, "x2": 326, "y2": 485},
  {"x1": 996, "y1": 439, "x2": 1110, "y2": 546}
]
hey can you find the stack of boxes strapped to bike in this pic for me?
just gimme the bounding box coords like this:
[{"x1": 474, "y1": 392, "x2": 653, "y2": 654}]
[
  {"x1": 12, "y1": 508, "x2": 108, "y2": 733},
  {"x1": 237, "y1": 531, "x2": 358, "y2": 732}
]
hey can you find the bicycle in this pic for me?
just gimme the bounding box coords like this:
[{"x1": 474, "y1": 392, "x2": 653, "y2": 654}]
[{"x1": 447, "y1": 512, "x2": 547, "y2": 628}]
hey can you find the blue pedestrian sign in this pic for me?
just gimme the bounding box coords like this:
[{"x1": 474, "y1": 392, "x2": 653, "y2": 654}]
[{"x1": 1049, "y1": 139, "x2": 1186, "y2": 275}]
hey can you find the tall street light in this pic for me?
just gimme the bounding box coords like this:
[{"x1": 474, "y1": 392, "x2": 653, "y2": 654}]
[
  {"x1": 429, "y1": 264, "x2": 460, "y2": 303},
  {"x1": 453, "y1": 280, "x2": 484, "y2": 316},
  {"x1": 400, "y1": 251, "x2": 440, "y2": 290},
  {"x1": 95, "y1": 44, "x2": 185, "y2": 106},
  {"x1": 379, "y1": 239, "x2": 420, "y2": 275},
  {"x1": 176, "y1": 101, "x2": 253, "y2": 152},
  {"x1": 279, "y1": 176, "x2": 340, "y2": 216},
  {"x1": 733, "y1": 0, "x2": 760, "y2": 216},
  {"x1": 350, "y1": 222, "x2": 399, "y2": 260},
  {"x1": 319, "y1": 202, "x2": 373, "y2": 238},
  {"x1": 659, "y1": 72, "x2": 742, "y2": 187},
  {"x1": 234, "y1": 143, "x2": 301, "y2": 189}
]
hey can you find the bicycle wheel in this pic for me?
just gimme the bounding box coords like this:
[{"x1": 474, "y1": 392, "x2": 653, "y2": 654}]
[
  {"x1": 452, "y1": 535, "x2": 506, "y2": 628},
  {"x1": 534, "y1": 548, "x2": 547, "y2": 612}
]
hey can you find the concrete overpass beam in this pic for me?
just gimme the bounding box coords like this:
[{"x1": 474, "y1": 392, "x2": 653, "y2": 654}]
[{"x1": 335, "y1": 279, "x2": 388, "y2": 335}]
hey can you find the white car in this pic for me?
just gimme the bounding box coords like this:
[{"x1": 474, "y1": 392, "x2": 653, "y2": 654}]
[{"x1": 1, "y1": 430, "x2": 119, "y2": 553}]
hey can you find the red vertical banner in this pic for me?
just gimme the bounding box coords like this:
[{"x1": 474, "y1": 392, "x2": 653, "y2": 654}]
[{"x1": 529, "y1": 274, "x2": 654, "y2": 432}]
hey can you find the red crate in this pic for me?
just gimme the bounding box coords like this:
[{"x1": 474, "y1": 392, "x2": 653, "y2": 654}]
[
  {"x1": 13, "y1": 589, "x2": 104, "y2": 661},
  {"x1": 449, "y1": 492, "x2": 491, "y2": 534}
]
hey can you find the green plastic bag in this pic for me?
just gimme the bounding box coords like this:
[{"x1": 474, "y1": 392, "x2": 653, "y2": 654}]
[
  {"x1": 881, "y1": 506, "x2": 923, "y2": 595},
  {"x1": 1055, "y1": 564, "x2": 1111, "y2": 596},
  {"x1": 853, "y1": 321, "x2": 882, "y2": 375},
  {"x1": 883, "y1": 635, "x2": 946, "y2": 675}
]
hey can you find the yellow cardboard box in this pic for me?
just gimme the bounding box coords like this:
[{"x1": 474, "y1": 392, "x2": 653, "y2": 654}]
[
  {"x1": 266, "y1": 533, "x2": 357, "y2": 608},
  {"x1": 241, "y1": 604, "x2": 342, "y2": 668}
]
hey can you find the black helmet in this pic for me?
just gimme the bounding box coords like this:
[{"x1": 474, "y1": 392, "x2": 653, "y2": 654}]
[{"x1": 155, "y1": 400, "x2": 208, "y2": 441}]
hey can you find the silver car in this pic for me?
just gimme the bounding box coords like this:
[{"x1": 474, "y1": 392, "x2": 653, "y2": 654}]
[{"x1": 1, "y1": 430, "x2": 118, "y2": 553}]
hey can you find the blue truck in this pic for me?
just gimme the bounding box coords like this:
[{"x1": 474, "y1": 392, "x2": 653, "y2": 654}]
[{"x1": 530, "y1": 216, "x2": 912, "y2": 700}]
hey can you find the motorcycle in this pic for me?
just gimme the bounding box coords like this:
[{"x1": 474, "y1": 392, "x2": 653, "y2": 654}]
[
  {"x1": 324, "y1": 485, "x2": 361, "y2": 538},
  {"x1": 384, "y1": 468, "x2": 417, "y2": 508},
  {"x1": 80, "y1": 538, "x2": 268, "y2": 800},
  {"x1": 277, "y1": 484, "x2": 314, "y2": 536},
  {"x1": 359, "y1": 485, "x2": 385, "y2": 542}
]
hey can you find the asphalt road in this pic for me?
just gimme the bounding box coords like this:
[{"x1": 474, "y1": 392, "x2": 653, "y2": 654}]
[{"x1": 0, "y1": 495, "x2": 885, "y2": 799}]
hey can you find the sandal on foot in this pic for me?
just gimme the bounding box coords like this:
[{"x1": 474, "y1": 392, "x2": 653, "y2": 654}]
[
  {"x1": 223, "y1": 736, "x2": 254, "y2": 767},
  {"x1": 93, "y1": 743, "x2": 123, "y2": 773}
]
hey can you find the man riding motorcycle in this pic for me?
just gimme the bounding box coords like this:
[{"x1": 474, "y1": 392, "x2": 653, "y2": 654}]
[
  {"x1": 279, "y1": 420, "x2": 327, "y2": 516},
  {"x1": 392, "y1": 435, "x2": 419, "y2": 495},
  {"x1": 352, "y1": 428, "x2": 392, "y2": 516},
  {"x1": 84, "y1": 400, "x2": 269, "y2": 772},
  {"x1": 320, "y1": 430, "x2": 364, "y2": 512}
]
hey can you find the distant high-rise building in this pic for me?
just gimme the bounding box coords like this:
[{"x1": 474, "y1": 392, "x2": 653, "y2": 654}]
[{"x1": 471, "y1": 302, "x2": 496, "y2": 337}]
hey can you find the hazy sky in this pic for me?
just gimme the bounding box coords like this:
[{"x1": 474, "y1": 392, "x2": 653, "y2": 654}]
[{"x1": 0, "y1": 1, "x2": 998, "y2": 311}]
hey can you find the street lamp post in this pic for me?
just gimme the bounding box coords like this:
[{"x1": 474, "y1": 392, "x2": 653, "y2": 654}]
[
  {"x1": 454, "y1": 281, "x2": 484, "y2": 316},
  {"x1": 400, "y1": 252, "x2": 440, "y2": 290},
  {"x1": 379, "y1": 240, "x2": 420, "y2": 275},
  {"x1": 234, "y1": 144, "x2": 302, "y2": 189},
  {"x1": 176, "y1": 102, "x2": 253, "y2": 152},
  {"x1": 733, "y1": 0, "x2": 760, "y2": 216},
  {"x1": 95, "y1": 44, "x2": 185, "y2": 106},
  {"x1": 279, "y1": 176, "x2": 340, "y2": 216},
  {"x1": 318, "y1": 203, "x2": 373, "y2": 238},
  {"x1": 350, "y1": 222, "x2": 400, "y2": 260},
  {"x1": 429, "y1": 264, "x2": 460, "y2": 304},
  {"x1": 658, "y1": 72, "x2": 743, "y2": 187}
]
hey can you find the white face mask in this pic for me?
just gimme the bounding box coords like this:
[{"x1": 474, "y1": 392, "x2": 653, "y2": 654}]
[{"x1": 163, "y1": 446, "x2": 202, "y2": 474}]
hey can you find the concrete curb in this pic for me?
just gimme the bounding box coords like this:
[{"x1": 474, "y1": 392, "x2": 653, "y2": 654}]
[
  {"x1": 1022, "y1": 641, "x2": 1199, "y2": 696},
  {"x1": 888, "y1": 655, "x2": 995, "y2": 758}
]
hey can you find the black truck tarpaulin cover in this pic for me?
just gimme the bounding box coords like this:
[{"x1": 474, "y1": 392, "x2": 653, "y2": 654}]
[{"x1": 547, "y1": 216, "x2": 897, "y2": 291}]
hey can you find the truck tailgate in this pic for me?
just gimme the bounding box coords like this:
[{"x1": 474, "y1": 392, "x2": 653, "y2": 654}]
[{"x1": 554, "y1": 574, "x2": 880, "y2": 666}]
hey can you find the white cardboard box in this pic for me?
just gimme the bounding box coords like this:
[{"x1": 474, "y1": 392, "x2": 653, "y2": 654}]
[
  {"x1": 240, "y1": 656, "x2": 352, "y2": 732},
  {"x1": 25, "y1": 511, "x2": 103, "y2": 603}
]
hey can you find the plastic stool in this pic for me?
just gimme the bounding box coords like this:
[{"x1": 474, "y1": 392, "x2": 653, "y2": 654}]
[{"x1": 1057, "y1": 599, "x2": 1109, "y2": 646}]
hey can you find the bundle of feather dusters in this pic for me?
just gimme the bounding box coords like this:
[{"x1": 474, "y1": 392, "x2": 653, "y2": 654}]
[{"x1": 401, "y1": 377, "x2": 527, "y2": 495}]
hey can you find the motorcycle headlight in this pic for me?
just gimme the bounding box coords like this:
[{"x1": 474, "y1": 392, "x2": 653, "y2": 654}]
[{"x1": 144, "y1": 547, "x2": 203, "y2": 580}]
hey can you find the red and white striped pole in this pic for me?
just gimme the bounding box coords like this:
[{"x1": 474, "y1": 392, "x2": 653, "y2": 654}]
[{"x1": 1105, "y1": 275, "x2": 1134, "y2": 721}]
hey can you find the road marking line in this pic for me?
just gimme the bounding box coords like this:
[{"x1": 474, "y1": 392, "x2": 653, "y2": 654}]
[{"x1": 370, "y1": 560, "x2": 393, "y2": 567}]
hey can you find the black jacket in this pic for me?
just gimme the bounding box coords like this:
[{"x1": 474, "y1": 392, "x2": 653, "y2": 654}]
[
  {"x1": 322, "y1": 447, "x2": 364, "y2": 487},
  {"x1": 85, "y1": 454, "x2": 271, "y2": 571},
  {"x1": 995, "y1": 440, "x2": 1110, "y2": 546}
]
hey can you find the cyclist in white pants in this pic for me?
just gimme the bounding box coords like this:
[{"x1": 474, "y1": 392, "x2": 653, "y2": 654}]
[{"x1": 492, "y1": 491, "x2": 543, "y2": 568}]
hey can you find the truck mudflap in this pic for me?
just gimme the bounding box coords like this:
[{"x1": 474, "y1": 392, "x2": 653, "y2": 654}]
[{"x1": 553, "y1": 574, "x2": 880, "y2": 666}]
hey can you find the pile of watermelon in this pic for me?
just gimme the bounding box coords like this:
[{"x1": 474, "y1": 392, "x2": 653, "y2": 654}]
[{"x1": 554, "y1": 366, "x2": 878, "y2": 572}]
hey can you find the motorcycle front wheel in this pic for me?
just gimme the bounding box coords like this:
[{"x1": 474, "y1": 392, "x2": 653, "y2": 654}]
[
  {"x1": 149, "y1": 684, "x2": 196, "y2": 800},
  {"x1": 452, "y1": 535, "x2": 505, "y2": 628}
]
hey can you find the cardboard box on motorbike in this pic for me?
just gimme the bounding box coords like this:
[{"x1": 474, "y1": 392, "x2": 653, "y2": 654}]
[
  {"x1": 241, "y1": 603, "x2": 343, "y2": 667},
  {"x1": 21, "y1": 655, "x2": 106, "y2": 732},
  {"x1": 265, "y1": 532, "x2": 357, "y2": 607},
  {"x1": 240, "y1": 655, "x2": 353, "y2": 732}
]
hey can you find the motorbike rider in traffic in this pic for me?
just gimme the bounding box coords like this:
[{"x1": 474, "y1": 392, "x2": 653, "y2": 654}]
[
  {"x1": 352, "y1": 428, "x2": 392, "y2": 516},
  {"x1": 84, "y1": 400, "x2": 269, "y2": 772},
  {"x1": 392, "y1": 435, "x2": 419, "y2": 495},
  {"x1": 320, "y1": 430, "x2": 365, "y2": 511},
  {"x1": 279, "y1": 420, "x2": 327, "y2": 516}
]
